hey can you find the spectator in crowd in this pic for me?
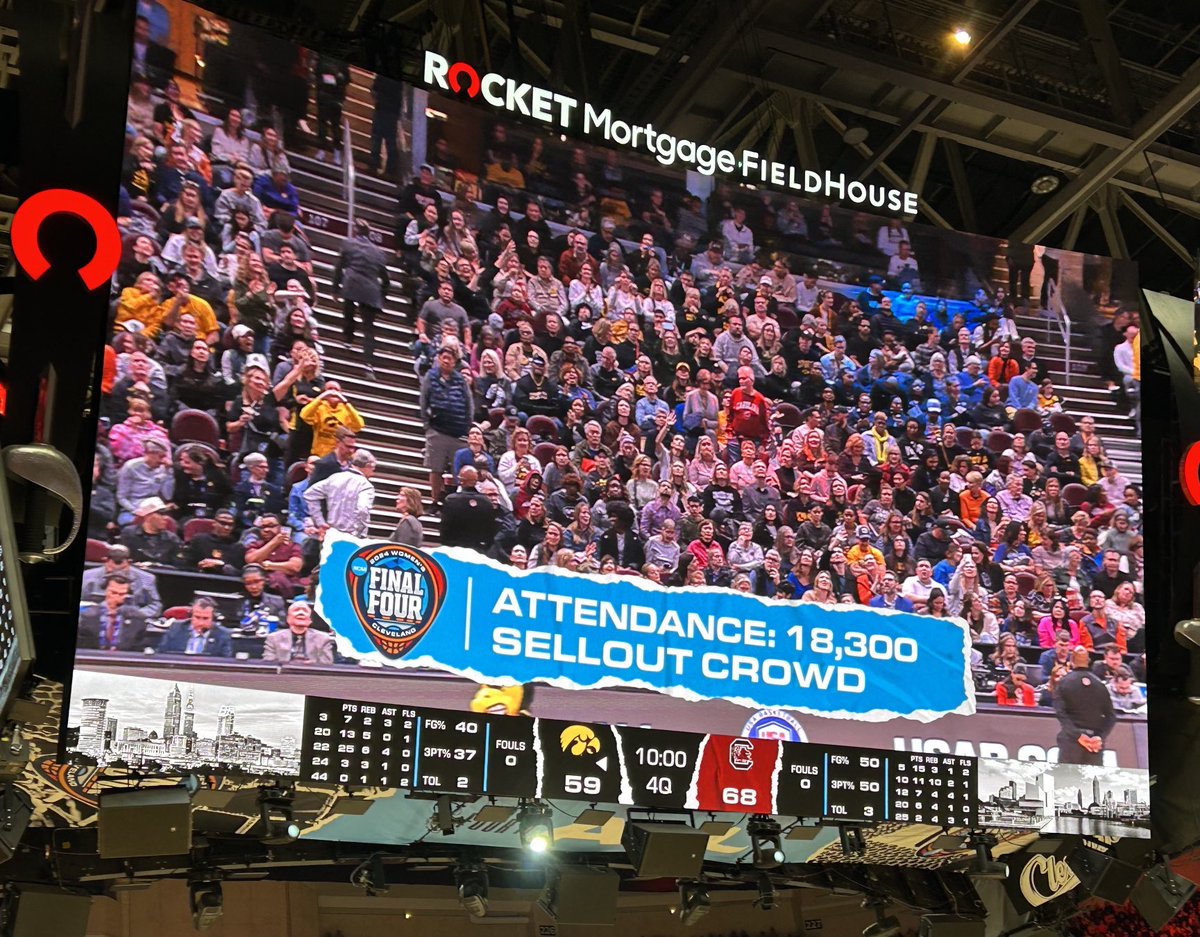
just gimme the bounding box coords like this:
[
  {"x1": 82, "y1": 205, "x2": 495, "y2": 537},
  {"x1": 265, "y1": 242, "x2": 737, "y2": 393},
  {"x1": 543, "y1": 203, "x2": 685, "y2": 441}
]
[
  {"x1": 157, "y1": 597, "x2": 234, "y2": 657},
  {"x1": 182, "y1": 507, "x2": 245, "y2": 575},
  {"x1": 77, "y1": 574, "x2": 150, "y2": 652},
  {"x1": 333, "y1": 219, "x2": 391, "y2": 377},
  {"x1": 304, "y1": 448, "x2": 378, "y2": 538},
  {"x1": 119, "y1": 496, "x2": 182, "y2": 566},
  {"x1": 80, "y1": 544, "x2": 163, "y2": 616},
  {"x1": 262, "y1": 600, "x2": 335, "y2": 664}
]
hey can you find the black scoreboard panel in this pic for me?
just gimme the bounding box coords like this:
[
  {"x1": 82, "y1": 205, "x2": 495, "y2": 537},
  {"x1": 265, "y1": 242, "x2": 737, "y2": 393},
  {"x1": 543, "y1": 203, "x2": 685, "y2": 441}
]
[
  {"x1": 615, "y1": 726, "x2": 698, "y2": 809},
  {"x1": 299, "y1": 698, "x2": 977, "y2": 827}
]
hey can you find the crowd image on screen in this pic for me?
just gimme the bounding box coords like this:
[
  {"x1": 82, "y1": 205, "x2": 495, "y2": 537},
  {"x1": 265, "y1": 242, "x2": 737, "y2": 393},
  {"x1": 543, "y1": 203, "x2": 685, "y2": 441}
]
[{"x1": 85, "y1": 7, "x2": 1146, "y2": 738}]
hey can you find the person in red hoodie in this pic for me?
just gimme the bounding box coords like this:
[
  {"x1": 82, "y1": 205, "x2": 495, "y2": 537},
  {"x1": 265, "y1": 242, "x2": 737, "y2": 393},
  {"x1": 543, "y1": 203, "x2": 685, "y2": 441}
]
[
  {"x1": 726, "y1": 365, "x2": 770, "y2": 446},
  {"x1": 995, "y1": 662, "x2": 1036, "y2": 706}
]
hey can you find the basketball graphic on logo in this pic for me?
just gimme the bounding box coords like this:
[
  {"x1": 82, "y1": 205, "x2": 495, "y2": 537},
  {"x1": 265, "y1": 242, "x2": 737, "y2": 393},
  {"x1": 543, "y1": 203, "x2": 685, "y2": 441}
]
[{"x1": 346, "y1": 544, "x2": 447, "y2": 659}]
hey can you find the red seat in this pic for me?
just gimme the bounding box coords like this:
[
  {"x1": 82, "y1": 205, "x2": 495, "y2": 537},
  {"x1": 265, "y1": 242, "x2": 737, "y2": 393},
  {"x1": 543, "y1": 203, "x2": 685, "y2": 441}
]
[
  {"x1": 85, "y1": 538, "x2": 110, "y2": 563},
  {"x1": 284, "y1": 460, "x2": 308, "y2": 491},
  {"x1": 1049, "y1": 412, "x2": 1077, "y2": 436},
  {"x1": 1015, "y1": 571, "x2": 1037, "y2": 594},
  {"x1": 1011, "y1": 409, "x2": 1042, "y2": 434},
  {"x1": 160, "y1": 515, "x2": 178, "y2": 534},
  {"x1": 163, "y1": 606, "x2": 191, "y2": 619},
  {"x1": 1061, "y1": 483, "x2": 1089, "y2": 507},
  {"x1": 532, "y1": 442, "x2": 559, "y2": 468},
  {"x1": 1069, "y1": 609, "x2": 1086, "y2": 623},
  {"x1": 526, "y1": 415, "x2": 559, "y2": 442},
  {"x1": 955, "y1": 427, "x2": 975, "y2": 451},
  {"x1": 183, "y1": 518, "x2": 215, "y2": 542},
  {"x1": 773, "y1": 402, "x2": 803, "y2": 432},
  {"x1": 846, "y1": 484, "x2": 862, "y2": 505},
  {"x1": 993, "y1": 455, "x2": 1012, "y2": 477},
  {"x1": 171, "y1": 409, "x2": 221, "y2": 449},
  {"x1": 985, "y1": 430, "x2": 1013, "y2": 454},
  {"x1": 487, "y1": 407, "x2": 506, "y2": 428}
]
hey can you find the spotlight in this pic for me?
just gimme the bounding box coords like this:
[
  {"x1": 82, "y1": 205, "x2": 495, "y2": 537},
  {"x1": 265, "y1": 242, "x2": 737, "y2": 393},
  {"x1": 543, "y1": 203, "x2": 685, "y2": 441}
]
[
  {"x1": 257, "y1": 787, "x2": 299, "y2": 846},
  {"x1": 677, "y1": 879, "x2": 710, "y2": 927},
  {"x1": 862, "y1": 895, "x2": 902, "y2": 937},
  {"x1": 350, "y1": 853, "x2": 389, "y2": 896},
  {"x1": 518, "y1": 800, "x2": 553, "y2": 854},
  {"x1": 188, "y1": 874, "x2": 224, "y2": 930},
  {"x1": 456, "y1": 861, "x2": 489, "y2": 918},
  {"x1": 964, "y1": 831, "x2": 1007, "y2": 880},
  {"x1": 754, "y1": 873, "x2": 777, "y2": 911},
  {"x1": 748, "y1": 815, "x2": 785, "y2": 870},
  {"x1": 1030, "y1": 174, "x2": 1061, "y2": 195},
  {"x1": 951, "y1": 27, "x2": 972, "y2": 46}
]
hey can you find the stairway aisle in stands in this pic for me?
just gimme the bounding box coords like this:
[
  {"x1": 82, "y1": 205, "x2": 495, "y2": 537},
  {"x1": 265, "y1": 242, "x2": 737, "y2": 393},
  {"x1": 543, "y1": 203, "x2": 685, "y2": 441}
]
[{"x1": 292, "y1": 66, "x2": 437, "y2": 542}]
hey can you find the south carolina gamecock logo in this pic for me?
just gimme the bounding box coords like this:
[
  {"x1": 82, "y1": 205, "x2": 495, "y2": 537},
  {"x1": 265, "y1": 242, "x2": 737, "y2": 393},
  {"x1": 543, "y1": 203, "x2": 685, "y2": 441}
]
[
  {"x1": 730, "y1": 737, "x2": 755, "y2": 770},
  {"x1": 346, "y1": 544, "x2": 447, "y2": 658}
]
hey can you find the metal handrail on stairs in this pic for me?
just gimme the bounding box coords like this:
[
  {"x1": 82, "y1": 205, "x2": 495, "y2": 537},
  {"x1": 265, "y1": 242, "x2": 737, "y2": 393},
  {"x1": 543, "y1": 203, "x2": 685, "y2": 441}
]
[
  {"x1": 1044, "y1": 275, "x2": 1073, "y2": 379},
  {"x1": 342, "y1": 117, "x2": 355, "y2": 231}
]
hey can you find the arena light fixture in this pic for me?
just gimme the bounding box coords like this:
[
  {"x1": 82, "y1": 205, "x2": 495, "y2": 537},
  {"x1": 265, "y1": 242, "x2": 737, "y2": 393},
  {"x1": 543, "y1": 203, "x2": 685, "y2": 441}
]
[
  {"x1": 748, "y1": 815, "x2": 786, "y2": 869},
  {"x1": 952, "y1": 27, "x2": 972, "y2": 46},
  {"x1": 677, "y1": 879, "x2": 711, "y2": 926},
  {"x1": 456, "y1": 861, "x2": 489, "y2": 918},
  {"x1": 965, "y1": 831, "x2": 1008, "y2": 880},
  {"x1": 754, "y1": 873, "x2": 778, "y2": 911},
  {"x1": 1031, "y1": 174, "x2": 1061, "y2": 195},
  {"x1": 862, "y1": 895, "x2": 903, "y2": 937},
  {"x1": 188, "y1": 873, "x2": 224, "y2": 930},
  {"x1": 518, "y1": 800, "x2": 553, "y2": 854},
  {"x1": 350, "y1": 853, "x2": 389, "y2": 896},
  {"x1": 257, "y1": 787, "x2": 299, "y2": 846}
]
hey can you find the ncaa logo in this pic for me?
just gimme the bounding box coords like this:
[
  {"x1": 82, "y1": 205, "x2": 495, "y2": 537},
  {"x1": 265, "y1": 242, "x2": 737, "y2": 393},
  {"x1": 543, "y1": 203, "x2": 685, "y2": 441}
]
[
  {"x1": 729, "y1": 737, "x2": 755, "y2": 771},
  {"x1": 742, "y1": 709, "x2": 807, "y2": 743},
  {"x1": 346, "y1": 544, "x2": 447, "y2": 659}
]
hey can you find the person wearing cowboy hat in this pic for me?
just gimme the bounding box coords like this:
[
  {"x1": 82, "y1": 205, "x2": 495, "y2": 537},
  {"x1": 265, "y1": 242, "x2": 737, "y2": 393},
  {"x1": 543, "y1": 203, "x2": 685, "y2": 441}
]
[{"x1": 119, "y1": 496, "x2": 182, "y2": 566}]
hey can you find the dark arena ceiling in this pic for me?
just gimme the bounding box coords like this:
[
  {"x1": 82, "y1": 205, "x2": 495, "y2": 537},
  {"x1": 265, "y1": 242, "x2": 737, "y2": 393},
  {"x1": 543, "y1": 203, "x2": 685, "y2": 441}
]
[{"x1": 193, "y1": 0, "x2": 1200, "y2": 295}]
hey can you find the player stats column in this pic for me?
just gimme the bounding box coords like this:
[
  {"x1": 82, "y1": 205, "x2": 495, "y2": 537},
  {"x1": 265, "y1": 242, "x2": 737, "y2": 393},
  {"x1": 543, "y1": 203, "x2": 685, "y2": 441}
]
[{"x1": 300, "y1": 698, "x2": 415, "y2": 788}]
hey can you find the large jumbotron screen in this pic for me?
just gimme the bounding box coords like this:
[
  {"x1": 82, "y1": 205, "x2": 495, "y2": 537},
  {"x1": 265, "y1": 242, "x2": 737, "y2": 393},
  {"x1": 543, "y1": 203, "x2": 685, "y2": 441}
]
[{"x1": 63, "y1": 0, "x2": 1149, "y2": 849}]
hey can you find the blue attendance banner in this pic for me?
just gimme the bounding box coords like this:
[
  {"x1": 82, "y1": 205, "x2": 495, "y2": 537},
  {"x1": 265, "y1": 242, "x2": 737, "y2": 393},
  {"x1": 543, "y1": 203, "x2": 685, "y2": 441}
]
[{"x1": 315, "y1": 534, "x2": 975, "y2": 723}]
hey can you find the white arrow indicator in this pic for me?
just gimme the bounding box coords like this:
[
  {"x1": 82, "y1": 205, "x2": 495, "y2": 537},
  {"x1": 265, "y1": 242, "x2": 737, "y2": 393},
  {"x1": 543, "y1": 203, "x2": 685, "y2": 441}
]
[{"x1": 596, "y1": 757, "x2": 608, "y2": 772}]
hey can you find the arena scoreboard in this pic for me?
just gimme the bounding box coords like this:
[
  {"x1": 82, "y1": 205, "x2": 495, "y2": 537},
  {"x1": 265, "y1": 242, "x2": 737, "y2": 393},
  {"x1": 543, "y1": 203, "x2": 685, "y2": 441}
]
[{"x1": 300, "y1": 698, "x2": 976, "y2": 827}]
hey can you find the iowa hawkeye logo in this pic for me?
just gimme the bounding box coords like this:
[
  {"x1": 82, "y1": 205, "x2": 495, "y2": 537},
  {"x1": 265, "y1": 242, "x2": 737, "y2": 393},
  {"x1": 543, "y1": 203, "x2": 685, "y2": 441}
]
[{"x1": 346, "y1": 544, "x2": 447, "y2": 658}]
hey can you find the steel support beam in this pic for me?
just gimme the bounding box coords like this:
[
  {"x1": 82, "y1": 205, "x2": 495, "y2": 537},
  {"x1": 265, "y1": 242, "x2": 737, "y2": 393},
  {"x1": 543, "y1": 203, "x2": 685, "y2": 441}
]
[
  {"x1": 942, "y1": 138, "x2": 978, "y2": 233},
  {"x1": 1062, "y1": 205, "x2": 1088, "y2": 251},
  {"x1": 908, "y1": 132, "x2": 937, "y2": 194},
  {"x1": 814, "y1": 103, "x2": 953, "y2": 230},
  {"x1": 858, "y1": 0, "x2": 1041, "y2": 179},
  {"x1": 1116, "y1": 190, "x2": 1193, "y2": 264},
  {"x1": 1093, "y1": 191, "x2": 1129, "y2": 260},
  {"x1": 1009, "y1": 57, "x2": 1200, "y2": 243},
  {"x1": 1079, "y1": 0, "x2": 1138, "y2": 125}
]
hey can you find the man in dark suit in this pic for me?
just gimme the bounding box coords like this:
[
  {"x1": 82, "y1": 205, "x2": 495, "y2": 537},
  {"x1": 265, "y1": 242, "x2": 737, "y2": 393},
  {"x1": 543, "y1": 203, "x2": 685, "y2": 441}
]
[
  {"x1": 440, "y1": 466, "x2": 497, "y2": 553},
  {"x1": 80, "y1": 544, "x2": 162, "y2": 617},
  {"x1": 262, "y1": 601, "x2": 335, "y2": 665},
  {"x1": 309, "y1": 426, "x2": 358, "y2": 486},
  {"x1": 332, "y1": 219, "x2": 391, "y2": 378},
  {"x1": 78, "y1": 575, "x2": 150, "y2": 652},
  {"x1": 157, "y1": 598, "x2": 234, "y2": 657}
]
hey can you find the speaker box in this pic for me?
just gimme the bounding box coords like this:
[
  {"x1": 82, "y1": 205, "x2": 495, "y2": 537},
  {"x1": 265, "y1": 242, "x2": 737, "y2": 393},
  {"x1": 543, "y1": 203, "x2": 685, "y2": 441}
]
[
  {"x1": 539, "y1": 867, "x2": 619, "y2": 925},
  {"x1": 8, "y1": 885, "x2": 91, "y2": 937},
  {"x1": 98, "y1": 786, "x2": 192, "y2": 858},
  {"x1": 918, "y1": 914, "x2": 986, "y2": 937},
  {"x1": 0, "y1": 787, "x2": 32, "y2": 862},
  {"x1": 621, "y1": 822, "x2": 707, "y2": 878},
  {"x1": 1130, "y1": 865, "x2": 1196, "y2": 932},
  {"x1": 1068, "y1": 845, "x2": 1142, "y2": 904}
]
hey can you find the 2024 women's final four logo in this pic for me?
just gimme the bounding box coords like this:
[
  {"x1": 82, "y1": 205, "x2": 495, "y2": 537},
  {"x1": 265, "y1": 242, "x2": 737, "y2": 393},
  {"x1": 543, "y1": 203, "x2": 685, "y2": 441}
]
[{"x1": 346, "y1": 544, "x2": 447, "y2": 658}]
